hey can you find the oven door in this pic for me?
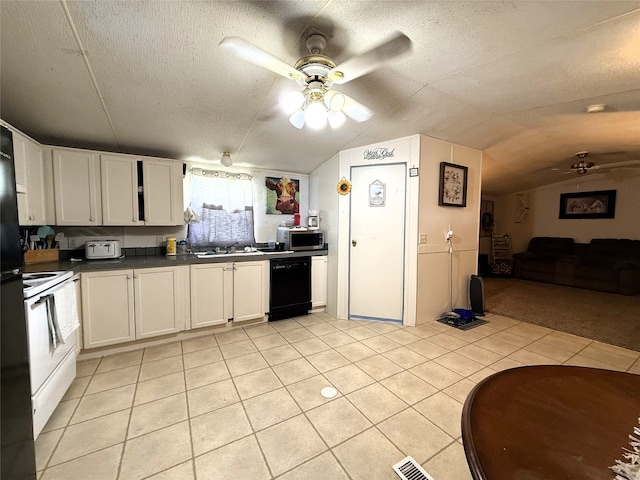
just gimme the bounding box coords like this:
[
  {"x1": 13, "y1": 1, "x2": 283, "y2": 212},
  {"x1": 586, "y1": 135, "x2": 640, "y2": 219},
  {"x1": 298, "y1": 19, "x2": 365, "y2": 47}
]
[{"x1": 25, "y1": 280, "x2": 77, "y2": 394}]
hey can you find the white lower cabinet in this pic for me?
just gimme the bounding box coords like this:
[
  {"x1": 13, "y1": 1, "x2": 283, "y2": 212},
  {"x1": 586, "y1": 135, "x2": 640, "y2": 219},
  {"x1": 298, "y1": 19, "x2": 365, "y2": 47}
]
[
  {"x1": 311, "y1": 256, "x2": 328, "y2": 308},
  {"x1": 234, "y1": 261, "x2": 269, "y2": 323},
  {"x1": 190, "y1": 263, "x2": 228, "y2": 329},
  {"x1": 81, "y1": 266, "x2": 188, "y2": 349},
  {"x1": 190, "y1": 260, "x2": 268, "y2": 329}
]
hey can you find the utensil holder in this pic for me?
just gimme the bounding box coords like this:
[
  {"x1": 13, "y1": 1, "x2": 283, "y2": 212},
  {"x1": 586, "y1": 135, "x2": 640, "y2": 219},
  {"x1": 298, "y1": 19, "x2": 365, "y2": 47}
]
[{"x1": 24, "y1": 249, "x2": 59, "y2": 265}]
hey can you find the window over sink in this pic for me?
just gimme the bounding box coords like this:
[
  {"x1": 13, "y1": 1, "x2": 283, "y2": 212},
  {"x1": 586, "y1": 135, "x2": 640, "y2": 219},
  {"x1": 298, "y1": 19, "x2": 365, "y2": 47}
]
[{"x1": 187, "y1": 173, "x2": 255, "y2": 248}]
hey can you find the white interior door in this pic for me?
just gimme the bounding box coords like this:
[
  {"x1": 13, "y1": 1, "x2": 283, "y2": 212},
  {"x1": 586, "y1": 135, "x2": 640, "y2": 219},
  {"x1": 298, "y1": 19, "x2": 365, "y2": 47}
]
[{"x1": 349, "y1": 164, "x2": 406, "y2": 322}]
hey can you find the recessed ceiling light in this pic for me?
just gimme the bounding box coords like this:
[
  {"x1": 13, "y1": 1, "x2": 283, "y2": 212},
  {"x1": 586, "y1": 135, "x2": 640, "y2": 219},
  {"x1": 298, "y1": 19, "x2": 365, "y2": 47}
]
[{"x1": 586, "y1": 104, "x2": 606, "y2": 113}]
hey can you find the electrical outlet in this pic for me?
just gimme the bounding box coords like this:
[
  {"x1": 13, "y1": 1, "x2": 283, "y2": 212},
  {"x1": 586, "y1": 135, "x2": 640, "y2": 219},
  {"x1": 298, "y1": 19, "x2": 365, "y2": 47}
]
[
  {"x1": 419, "y1": 233, "x2": 427, "y2": 244},
  {"x1": 68, "y1": 238, "x2": 77, "y2": 248},
  {"x1": 156, "y1": 236, "x2": 165, "y2": 246}
]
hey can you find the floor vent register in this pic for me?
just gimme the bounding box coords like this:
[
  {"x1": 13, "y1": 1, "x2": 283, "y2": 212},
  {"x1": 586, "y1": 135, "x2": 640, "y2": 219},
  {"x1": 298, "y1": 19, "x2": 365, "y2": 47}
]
[{"x1": 392, "y1": 456, "x2": 435, "y2": 480}]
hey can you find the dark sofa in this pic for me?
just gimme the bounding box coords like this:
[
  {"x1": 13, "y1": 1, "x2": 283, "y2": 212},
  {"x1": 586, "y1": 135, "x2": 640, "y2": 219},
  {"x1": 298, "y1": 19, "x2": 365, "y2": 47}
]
[{"x1": 513, "y1": 237, "x2": 640, "y2": 295}]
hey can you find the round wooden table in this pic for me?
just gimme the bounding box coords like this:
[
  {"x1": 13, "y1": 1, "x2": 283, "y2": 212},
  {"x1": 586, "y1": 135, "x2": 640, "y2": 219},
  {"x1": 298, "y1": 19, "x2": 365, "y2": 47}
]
[{"x1": 462, "y1": 365, "x2": 640, "y2": 479}]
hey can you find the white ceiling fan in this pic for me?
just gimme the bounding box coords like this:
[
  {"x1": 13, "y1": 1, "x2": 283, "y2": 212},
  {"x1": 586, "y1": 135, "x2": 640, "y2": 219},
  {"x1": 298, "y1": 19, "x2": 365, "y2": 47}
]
[
  {"x1": 219, "y1": 31, "x2": 412, "y2": 130},
  {"x1": 565, "y1": 151, "x2": 640, "y2": 175}
]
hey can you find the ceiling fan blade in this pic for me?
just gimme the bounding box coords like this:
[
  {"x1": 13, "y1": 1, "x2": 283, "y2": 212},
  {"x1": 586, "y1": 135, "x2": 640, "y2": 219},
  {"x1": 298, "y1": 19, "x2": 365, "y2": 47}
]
[
  {"x1": 328, "y1": 31, "x2": 412, "y2": 84},
  {"x1": 219, "y1": 37, "x2": 302, "y2": 82},
  {"x1": 340, "y1": 92, "x2": 374, "y2": 122},
  {"x1": 590, "y1": 160, "x2": 640, "y2": 170}
]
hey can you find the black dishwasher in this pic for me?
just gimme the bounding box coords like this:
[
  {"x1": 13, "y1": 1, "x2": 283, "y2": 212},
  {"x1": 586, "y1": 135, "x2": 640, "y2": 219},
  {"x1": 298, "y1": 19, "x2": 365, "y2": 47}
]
[{"x1": 269, "y1": 257, "x2": 311, "y2": 320}]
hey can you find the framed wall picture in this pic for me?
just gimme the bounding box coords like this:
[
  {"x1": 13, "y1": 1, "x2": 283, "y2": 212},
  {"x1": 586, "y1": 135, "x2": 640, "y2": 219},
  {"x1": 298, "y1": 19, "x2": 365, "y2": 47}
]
[
  {"x1": 369, "y1": 180, "x2": 385, "y2": 207},
  {"x1": 438, "y1": 162, "x2": 468, "y2": 207},
  {"x1": 265, "y1": 177, "x2": 300, "y2": 215},
  {"x1": 559, "y1": 189, "x2": 616, "y2": 219}
]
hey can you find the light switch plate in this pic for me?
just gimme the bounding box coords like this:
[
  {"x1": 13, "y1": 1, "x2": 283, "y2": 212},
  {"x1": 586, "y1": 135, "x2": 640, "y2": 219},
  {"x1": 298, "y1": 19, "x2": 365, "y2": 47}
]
[
  {"x1": 419, "y1": 233, "x2": 427, "y2": 244},
  {"x1": 409, "y1": 167, "x2": 419, "y2": 177}
]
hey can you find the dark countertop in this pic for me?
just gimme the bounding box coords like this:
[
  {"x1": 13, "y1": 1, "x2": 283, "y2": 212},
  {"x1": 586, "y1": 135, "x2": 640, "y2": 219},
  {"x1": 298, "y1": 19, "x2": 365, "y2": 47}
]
[{"x1": 23, "y1": 249, "x2": 328, "y2": 274}]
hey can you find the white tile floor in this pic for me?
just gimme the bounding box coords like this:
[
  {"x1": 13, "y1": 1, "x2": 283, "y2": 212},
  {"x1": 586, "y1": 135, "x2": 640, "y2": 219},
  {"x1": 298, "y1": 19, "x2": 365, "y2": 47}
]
[{"x1": 36, "y1": 312, "x2": 640, "y2": 480}]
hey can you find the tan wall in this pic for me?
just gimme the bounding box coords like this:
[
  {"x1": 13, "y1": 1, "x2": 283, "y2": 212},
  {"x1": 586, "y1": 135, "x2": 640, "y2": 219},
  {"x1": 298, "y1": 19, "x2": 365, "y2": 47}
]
[
  {"x1": 415, "y1": 137, "x2": 482, "y2": 324},
  {"x1": 493, "y1": 171, "x2": 640, "y2": 253},
  {"x1": 309, "y1": 154, "x2": 340, "y2": 317}
]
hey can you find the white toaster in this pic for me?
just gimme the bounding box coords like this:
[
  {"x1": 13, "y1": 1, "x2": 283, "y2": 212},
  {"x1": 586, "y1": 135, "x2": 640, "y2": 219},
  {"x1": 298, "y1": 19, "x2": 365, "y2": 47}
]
[{"x1": 85, "y1": 240, "x2": 122, "y2": 259}]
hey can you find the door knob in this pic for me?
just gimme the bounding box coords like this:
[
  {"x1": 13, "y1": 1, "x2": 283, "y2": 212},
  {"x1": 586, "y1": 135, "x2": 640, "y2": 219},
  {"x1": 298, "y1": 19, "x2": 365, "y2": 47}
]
[{"x1": 352, "y1": 240, "x2": 357, "y2": 247}]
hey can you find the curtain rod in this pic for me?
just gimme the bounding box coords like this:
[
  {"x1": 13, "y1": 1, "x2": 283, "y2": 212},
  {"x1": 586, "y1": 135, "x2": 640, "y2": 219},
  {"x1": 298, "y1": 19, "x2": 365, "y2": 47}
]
[{"x1": 190, "y1": 167, "x2": 252, "y2": 180}]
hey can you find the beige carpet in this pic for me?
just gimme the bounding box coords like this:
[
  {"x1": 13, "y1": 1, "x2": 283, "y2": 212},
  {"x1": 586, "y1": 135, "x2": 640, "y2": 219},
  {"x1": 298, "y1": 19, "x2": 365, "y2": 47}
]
[{"x1": 482, "y1": 277, "x2": 640, "y2": 352}]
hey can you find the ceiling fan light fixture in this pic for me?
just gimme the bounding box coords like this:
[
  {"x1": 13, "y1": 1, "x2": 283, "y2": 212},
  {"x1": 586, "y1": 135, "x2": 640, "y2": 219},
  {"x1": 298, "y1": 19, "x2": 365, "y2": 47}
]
[
  {"x1": 324, "y1": 90, "x2": 346, "y2": 112},
  {"x1": 280, "y1": 90, "x2": 305, "y2": 114},
  {"x1": 587, "y1": 104, "x2": 606, "y2": 113},
  {"x1": 328, "y1": 110, "x2": 346, "y2": 129},
  {"x1": 288, "y1": 109, "x2": 306, "y2": 129},
  {"x1": 221, "y1": 152, "x2": 233, "y2": 167},
  {"x1": 304, "y1": 99, "x2": 328, "y2": 130}
]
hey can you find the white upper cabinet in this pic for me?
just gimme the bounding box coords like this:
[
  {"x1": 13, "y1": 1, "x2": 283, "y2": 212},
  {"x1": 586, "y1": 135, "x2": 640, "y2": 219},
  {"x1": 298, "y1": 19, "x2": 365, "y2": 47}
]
[
  {"x1": 53, "y1": 149, "x2": 102, "y2": 226},
  {"x1": 101, "y1": 154, "x2": 182, "y2": 226},
  {"x1": 12, "y1": 130, "x2": 55, "y2": 225},
  {"x1": 143, "y1": 158, "x2": 182, "y2": 226},
  {"x1": 101, "y1": 154, "x2": 140, "y2": 226},
  {"x1": 54, "y1": 148, "x2": 183, "y2": 227}
]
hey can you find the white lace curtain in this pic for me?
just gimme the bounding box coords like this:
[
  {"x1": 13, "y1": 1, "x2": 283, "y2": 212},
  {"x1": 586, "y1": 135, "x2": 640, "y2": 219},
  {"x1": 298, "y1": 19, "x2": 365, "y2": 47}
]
[{"x1": 188, "y1": 174, "x2": 255, "y2": 247}]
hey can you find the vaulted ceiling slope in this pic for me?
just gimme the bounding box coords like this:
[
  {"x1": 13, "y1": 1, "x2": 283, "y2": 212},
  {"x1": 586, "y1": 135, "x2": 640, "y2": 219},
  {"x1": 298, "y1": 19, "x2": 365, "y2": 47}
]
[{"x1": 1, "y1": 1, "x2": 639, "y2": 195}]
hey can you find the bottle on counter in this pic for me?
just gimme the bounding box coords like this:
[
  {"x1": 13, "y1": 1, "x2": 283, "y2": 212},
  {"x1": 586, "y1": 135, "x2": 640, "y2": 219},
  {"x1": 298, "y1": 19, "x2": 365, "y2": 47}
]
[
  {"x1": 177, "y1": 238, "x2": 188, "y2": 254},
  {"x1": 166, "y1": 237, "x2": 177, "y2": 256}
]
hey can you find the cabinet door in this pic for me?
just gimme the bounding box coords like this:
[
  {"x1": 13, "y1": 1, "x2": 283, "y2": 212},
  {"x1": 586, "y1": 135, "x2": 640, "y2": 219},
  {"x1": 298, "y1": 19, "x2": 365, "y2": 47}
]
[
  {"x1": 143, "y1": 159, "x2": 182, "y2": 226},
  {"x1": 311, "y1": 256, "x2": 328, "y2": 308},
  {"x1": 13, "y1": 132, "x2": 55, "y2": 225},
  {"x1": 233, "y1": 261, "x2": 268, "y2": 323},
  {"x1": 81, "y1": 270, "x2": 135, "y2": 348},
  {"x1": 53, "y1": 149, "x2": 101, "y2": 225},
  {"x1": 190, "y1": 264, "x2": 228, "y2": 328},
  {"x1": 101, "y1": 154, "x2": 140, "y2": 226},
  {"x1": 134, "y1": 266, "x2": 187, "y2": 338}
]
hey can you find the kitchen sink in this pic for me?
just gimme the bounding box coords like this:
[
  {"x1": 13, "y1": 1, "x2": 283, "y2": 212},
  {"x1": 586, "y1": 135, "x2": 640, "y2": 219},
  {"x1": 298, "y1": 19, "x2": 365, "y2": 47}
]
[
  {"x1": 193, "y1": 250, "x2": 265, "y2": 259},
  {"x1": 193, "y1": 249, "x2": 294, "y2": 259}
]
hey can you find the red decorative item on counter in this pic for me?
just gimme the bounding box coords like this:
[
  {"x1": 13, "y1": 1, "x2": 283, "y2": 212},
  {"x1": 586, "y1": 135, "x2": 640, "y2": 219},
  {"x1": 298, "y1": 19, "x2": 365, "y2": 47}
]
[{"x1": 294, "y1": 213, "x2": 300, "y2": 226}]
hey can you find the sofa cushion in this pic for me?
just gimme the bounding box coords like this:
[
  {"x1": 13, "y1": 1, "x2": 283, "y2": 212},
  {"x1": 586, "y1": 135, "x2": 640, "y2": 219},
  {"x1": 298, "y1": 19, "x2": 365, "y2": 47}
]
[
  {"x1": 522, "y1": 260, "x2": 555, "y2": 274},
  {"x1": 574, "y1": 265, "x2": 619, "y2": 281},
  {"x1": 527, "y1": 237, "x2": 574, "y2": 259},
  {"x1": 587, "y1": 238, "x2": 633, "y2": 257}
]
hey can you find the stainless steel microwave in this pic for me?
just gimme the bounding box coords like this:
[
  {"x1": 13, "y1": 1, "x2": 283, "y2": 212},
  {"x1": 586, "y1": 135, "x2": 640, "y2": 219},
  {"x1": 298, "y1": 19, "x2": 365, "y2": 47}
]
[{"x1": 277, "y1": 227, "x2": 325, "y2": 251}]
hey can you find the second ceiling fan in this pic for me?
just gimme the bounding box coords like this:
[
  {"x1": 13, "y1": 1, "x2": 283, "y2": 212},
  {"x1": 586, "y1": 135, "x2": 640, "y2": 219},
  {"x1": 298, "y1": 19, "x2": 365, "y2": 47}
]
[
  {"x1": 220, "y1": 31, "x2": 412, "y2": 130},
  {"x1": 566, "y1": 151, "x2": 640, "y2": 175}
]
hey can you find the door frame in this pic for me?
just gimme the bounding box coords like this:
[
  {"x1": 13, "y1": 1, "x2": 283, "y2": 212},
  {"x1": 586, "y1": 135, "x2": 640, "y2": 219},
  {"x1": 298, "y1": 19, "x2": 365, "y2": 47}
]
[{"x1": 336, "y1": 135, "x2": 420, "y2": 326}]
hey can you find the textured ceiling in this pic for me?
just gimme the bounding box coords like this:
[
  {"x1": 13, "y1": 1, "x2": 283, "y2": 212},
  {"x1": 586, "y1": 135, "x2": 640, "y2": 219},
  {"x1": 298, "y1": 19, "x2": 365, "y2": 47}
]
[{"x1": 1, "y1": 1, "x2": 639, "y2": 195}]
